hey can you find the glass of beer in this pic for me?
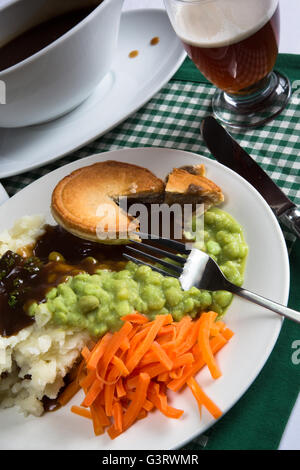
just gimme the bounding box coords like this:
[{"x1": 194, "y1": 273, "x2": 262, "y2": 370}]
[{"x1": 164, "y1": 0, "x2": 291, "y2": 129}]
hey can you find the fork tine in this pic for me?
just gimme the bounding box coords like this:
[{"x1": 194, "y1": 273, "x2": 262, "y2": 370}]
[
  {"x1": 125, "y1": 245, "x2": 183, "y2": 274},
  {"x1": 128, "y1": 239, "x2": 186, "y2": 265},
  {"x1": 123, "y1": 253, "x2": 178, "y2": 278},
  {"x1": 132, "y1": 232, "x2": 190, "y2": 254}
]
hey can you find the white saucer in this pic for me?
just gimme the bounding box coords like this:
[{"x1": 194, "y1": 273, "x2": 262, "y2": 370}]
[{"x1": 0, "y1": 9, "x2": 186, "y2": 179}]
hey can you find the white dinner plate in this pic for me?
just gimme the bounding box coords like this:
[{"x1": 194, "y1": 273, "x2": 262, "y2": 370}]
[
  {"x1": 0, "y1": 9, "x2": 186, "y2": 179},
  {"x1": 0, "y1": 147, "x2": 289, "y2": 450},
  {"x1": 0, "y1": 183, "x2": 8, "y2": 206}
]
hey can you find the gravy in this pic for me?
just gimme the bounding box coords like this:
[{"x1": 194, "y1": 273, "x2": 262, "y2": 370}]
[{"x1": 0, "y1": 224, "x2": 125, "y2": 337}]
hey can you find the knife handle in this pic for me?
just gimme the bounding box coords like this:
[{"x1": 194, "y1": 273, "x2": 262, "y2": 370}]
[
  {"x1": 232, "y1": 287, "x2": 300, "y2": 324},
  {"x1": 280, "y1": 207, "x2": 300, "y2": 239}
]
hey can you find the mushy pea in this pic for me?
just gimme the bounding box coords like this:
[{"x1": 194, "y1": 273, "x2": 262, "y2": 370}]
[
  {"x1": 189, "y1": 207, "x2": 248, "y2": 288},
  {"x1": 28, "y1": 208, "x2": 248, "y2": 337}
]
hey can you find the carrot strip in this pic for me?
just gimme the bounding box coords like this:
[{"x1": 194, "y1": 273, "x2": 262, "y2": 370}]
[
  {"x1": 81, "y1": 378, "x2": 103, "y2": 407},
  {"x1": 108, "y1": 372, "x2": 150, "y2": 439},
  {"x1": 111, "y1": 355, "x2": 129, "y2": 376},
  {"x1": 125, "y1": 328, "x2": 149, "y2": 362},
  {"x1": 79, "y1": 369, "x2": 96, "y2": 390},
  {"x1": 121, "y1": 372, "x2": 150, "y2": 425},
  {"x1": 137, "y1": 350, "x2": 158, "y2": 367},
  {"x1": 58, "y1": 380, "x2": 80, "y2": 406},
  {"x1": 92, "y1": 395, "x2": 111, "y2": 427},
  {"x1": 137, "y1": 409, "x2": 148, "y2": 421},
  {"x1": 104, "y1": 382, "x2": 116, "y2": 417},
  {"x1": 126, "y1": 315, "x2": 173, "y2": 373},
  {"x1": 71, "y1": 405, "x2": 92, "y2": 419},
  {"x1": 197, "y1": 312, "x2": 222, "y2": 379},
  {"x1": 86, "y1": 332, "x2": 112, "y2": 371},
  {"x1": 116, "y1": 378, "x2": 126, "y2": 398},
  {"x1": 150, "y1": 341, "x2": 173, "y2": 370},
  {"x1": 167, "y1": 334, "x2": 227, "y2": 392},
  {"x1": 142, "y1": 399, "x2": 154, "y2": 412},
  {"x1": 187, "y1": 376, "x2": 222, "y2": 419},
  {"x1": 157, "y1": 327, "x2": 177, "y2": 346},
  {"x1": 118, "y1": 337, "x2": 130, "y2": 353},
  {"x1": 157, "y1": 372, "x2": 170, "y2": 382},
  {"x1": 175, "y1": 317, "x2": 201, "y2": 355},
  {"x1": 222, "y1": 328, "x2": 235, "y2": 340},
  {"x1": 210, "y1": 320, "x2": 226, "y2": 337},
  {"x1": 75, "y1": 359, "x2": 86, "y2": 386},
  {"x1": 148, "y1": 383, "x2": 183, "y2": 419},
  {"x1": 174, "y1": 316, "x2": 193, "y2": 347},
  {"x1": 121, "y1": 313, "x2": 149, "y2": 324},
  {"x1": 126, "y1": 391, "x2": 154, "y2": 412},
  {"x1": 157, "y1": 325, "x2": 176, "y2": 336},
  {"x1": 97, "y1": 322, "x2": 133, "y2": 380},
  {"x1": 89, "y1": 404, "x2": 104, "y2": 436},
  {"x1": 112, "y1": 402, "x2": 123, "y2": 433},
  {"x1": 169, "y1": 366, "x2": 185, "y2": 380},
  {"x1": 81, "y1": 346, "x2": 91, "y2": 361}
]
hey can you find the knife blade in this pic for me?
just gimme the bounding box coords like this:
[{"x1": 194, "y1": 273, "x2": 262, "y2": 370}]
[{"x1": 201, "y1": 116, "x2": 300, "y2": 239}]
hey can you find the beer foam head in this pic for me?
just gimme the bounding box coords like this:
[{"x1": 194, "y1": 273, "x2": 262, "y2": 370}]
[{"x1": 170, "y1": 0, "x2": 279, "y2": 48}]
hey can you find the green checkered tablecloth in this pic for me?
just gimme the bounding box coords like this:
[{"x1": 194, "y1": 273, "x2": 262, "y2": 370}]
[{"x1": 1, "y1": 54, "x2": 300, "y2": 450}]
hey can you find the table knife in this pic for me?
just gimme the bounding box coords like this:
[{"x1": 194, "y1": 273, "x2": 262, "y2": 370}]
[{"x1": 201, "y1": 116, "x2": 300, "y2": 239}]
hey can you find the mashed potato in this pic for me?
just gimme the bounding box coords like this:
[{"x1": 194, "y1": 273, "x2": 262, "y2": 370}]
[{"x1": 0, "y1": 216, "x2": 90, "y2": 417}]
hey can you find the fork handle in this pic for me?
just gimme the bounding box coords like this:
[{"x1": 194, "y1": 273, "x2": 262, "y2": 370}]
[{"x1": 232, "y1": 286, "x2": 300, "y2": 323}]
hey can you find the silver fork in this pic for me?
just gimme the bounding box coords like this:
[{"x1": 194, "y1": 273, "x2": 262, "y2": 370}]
[{"x1": 124, "y1": 234, "x2": 300, "y2": 324}]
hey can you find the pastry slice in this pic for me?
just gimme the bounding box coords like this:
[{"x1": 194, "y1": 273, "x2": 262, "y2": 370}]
[
  {"x1": 51, "y1": 160, "x2": 165, "y2": 243},
  {"x1": 164, "y1": 164, "x2": 224, "y2": 209}
]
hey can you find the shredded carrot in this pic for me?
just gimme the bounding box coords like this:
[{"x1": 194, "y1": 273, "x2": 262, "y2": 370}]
[
  {"x1": 111, "y1": 355, "x2": 130, "y2": 377},
  {"x1": 167, "y1": 333, "x2": 228, "y2": 392},
  {"x1": 81, "y1": 346, "x2": 91, "y2": 361},
  {"x1": 86, "y1": 332, "x2": 112, "y2": 371},
  {"x1": 70, "y1": 311, "x2": 234, "y2": 439},
  {"x1": 151, "y1": 341, "x2": 173, "y2": 370},
  {"x1": 119, "y1": 336, "x2": 131, "y2": 352},
  {"x1": 148, "y1": 382, "x2": 184, "y2": 419},
  {"x1": 125, "y1": 314, "x2": 173, "y2": 373},
  {"x1": 58, "y1": 380, "x2": 80, "y2": 406},
  {"x1": 116, "y1": 378, "x2": 126, "y2": 398},
  {"x1": 79, "y1": 369, "x2": 96, "y2": 390},
  {"x1": 112, "y1": 402, "x2": 123, "y2": 433},
  {"x1": 157, "y1": 371, "x2": 170, "y2": 382},
  {"x1": 98, "y1": 322, "x2": 133, "y2": 379},
  {"x1": 81, "y1": 378, "x2": 103, "y2": 407},
  {"x1": 92, "y1": 396, "x2": 111, "y2": 427},
  {"x1": 121, "y1": 312, "x2": 149, "y2": 324},
  {"x1": 187, "y1": 376, "x2": 222, "y2": 419},
  {"x1": 210, "y1": 320, "x2": 226, "y2": 337},
  {"x1": 197, "y1": 311, "x2": 222, "y2": 379},
  {"x1": 71, "y1": 405, "x2": 92, "y2": 419}
]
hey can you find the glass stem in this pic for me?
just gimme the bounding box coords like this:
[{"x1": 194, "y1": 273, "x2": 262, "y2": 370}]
[{"x1": 223, "y1": 72, "x2": 279, "y2": 111}]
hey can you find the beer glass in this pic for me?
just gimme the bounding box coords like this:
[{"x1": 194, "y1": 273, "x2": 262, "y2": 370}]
[{"x1": 164, "y1": 0, "x2": 290, "y2": 129}]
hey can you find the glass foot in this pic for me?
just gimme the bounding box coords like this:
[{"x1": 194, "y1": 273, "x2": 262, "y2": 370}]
[{"x1": 212, "y1": 71, "x2": 291, "y2": 130}]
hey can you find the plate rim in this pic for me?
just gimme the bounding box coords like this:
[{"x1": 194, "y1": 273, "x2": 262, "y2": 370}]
[
  {"x1": 0, "y1": 183, "x2": 9, "y2": 206},
  {"x1": 0, "y1": 8, "x2": 186, "y2": 179},
  {"x1": 0, "y1": 146, "x2": 290, "y2": 450}
]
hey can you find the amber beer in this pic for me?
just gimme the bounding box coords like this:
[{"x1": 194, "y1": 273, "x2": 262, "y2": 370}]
[{"x1": 176, "y1": 0, "x2": 280, "y2": 95}]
